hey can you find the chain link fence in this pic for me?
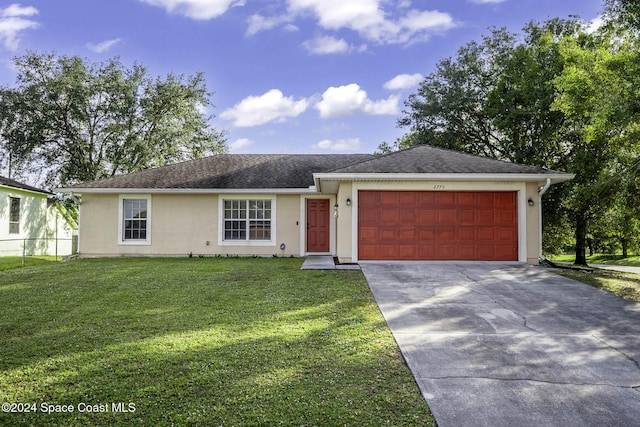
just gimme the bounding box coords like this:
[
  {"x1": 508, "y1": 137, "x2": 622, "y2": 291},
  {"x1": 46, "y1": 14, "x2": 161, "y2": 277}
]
[{"x1": 0, "y1": 237, "x2": 77, "y2": 267}]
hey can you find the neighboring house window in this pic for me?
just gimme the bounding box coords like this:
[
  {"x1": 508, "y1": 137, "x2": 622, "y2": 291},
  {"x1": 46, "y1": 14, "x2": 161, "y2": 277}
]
[
  {"x1": 9, "y1": 197, "x2": 20, "y2": 234},
  {"x1": 118, "y1": 195, "x2": 151, "y2": 244},
  {"x1": 224, "y1": 199, "x2": 272, "y2": 241}
]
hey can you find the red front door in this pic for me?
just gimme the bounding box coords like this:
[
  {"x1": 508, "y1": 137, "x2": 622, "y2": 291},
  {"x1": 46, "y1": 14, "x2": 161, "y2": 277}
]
[{"x1": 307, "y1": 199, "x2": 330, "y2": 252}]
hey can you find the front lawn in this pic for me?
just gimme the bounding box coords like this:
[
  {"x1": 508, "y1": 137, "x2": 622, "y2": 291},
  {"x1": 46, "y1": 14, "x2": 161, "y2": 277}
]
[{"x1": 0, "y1": 258, "x2": 433, "y2": 426}]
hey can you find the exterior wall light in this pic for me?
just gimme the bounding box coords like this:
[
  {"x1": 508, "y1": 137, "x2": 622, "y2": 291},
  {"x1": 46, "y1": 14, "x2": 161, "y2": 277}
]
[
  {"x1": 528, "y1": 198, "x2": 534, "y2": 206},
  {"x1": 346, "y1": 198, "x2": 351, "y2": 206}
]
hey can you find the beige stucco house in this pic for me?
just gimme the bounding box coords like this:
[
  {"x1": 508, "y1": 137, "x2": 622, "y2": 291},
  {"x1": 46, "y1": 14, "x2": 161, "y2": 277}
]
[
  {"x1": 59, "y1": 145, "x2": 573, "y2": 264},
  {"x1": 1, "y1": 176, "x2": 75, "y2": 257}
]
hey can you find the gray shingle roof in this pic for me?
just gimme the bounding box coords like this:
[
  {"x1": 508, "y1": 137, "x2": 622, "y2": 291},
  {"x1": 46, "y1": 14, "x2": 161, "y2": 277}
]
[
  {"x1": 0, "y1": 176, "x2": 51, "y2": 194},
  {"x1": 64, "y1": 154, "x2": 376, "y2": 190},
  {"x1": 63, "y1": 145, "x2": 570, "y2": 191},
  {"x1": 329, "y1": 145, "x2": 565, "y2": 175}
]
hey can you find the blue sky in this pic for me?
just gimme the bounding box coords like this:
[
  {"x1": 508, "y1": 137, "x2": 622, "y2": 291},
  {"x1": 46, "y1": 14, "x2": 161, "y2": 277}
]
[{"x1": 0, "y1": 0, "x2": 603, "y2": 155}]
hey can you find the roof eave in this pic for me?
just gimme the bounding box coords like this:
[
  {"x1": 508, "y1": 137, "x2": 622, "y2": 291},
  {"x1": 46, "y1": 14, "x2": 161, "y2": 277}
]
[
  {"x1": 55, "y1": 187, "x2": 319, "y2": 195},
  {"x1": 313, "y1": 172, "x2": 575, "y2": 192},
  {"x1": 1, "y1": 184, "x2": 52, "y2": 197}
]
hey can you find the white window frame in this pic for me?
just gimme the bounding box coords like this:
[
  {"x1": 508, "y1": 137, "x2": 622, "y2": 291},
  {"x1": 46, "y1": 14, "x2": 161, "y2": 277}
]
[
  {"x1": 118, "y1": 194, "x2": 152, "y2": 245},
  {"x1": 9, "y1": 196, "x2": 20, "y2": 234},
  {"x1": 218, "y1": 196, "x2": 276, "y2": 247}
]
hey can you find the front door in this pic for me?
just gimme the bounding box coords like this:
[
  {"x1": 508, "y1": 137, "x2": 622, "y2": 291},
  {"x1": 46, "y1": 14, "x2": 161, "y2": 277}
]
[{"x1": 306, "y1": 199, "x2": 330, "y2": 252}]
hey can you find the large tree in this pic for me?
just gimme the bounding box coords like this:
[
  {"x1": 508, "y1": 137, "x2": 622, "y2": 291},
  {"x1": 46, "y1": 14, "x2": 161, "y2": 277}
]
[
  {"x1": 0, "y1": 52, "x2": 226, "y2": 187},
  {"x1": 605, "y1": 0, "x2": 640, "y2": 30},
  {"x1": 394, "y1": 18, "x2": 639, "y2": 265}
]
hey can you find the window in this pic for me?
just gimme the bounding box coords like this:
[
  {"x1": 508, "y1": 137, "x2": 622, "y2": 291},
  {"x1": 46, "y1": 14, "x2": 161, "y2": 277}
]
[
  {"x1": 9, "y1": 197, "x2": 20, "y2": 234},
  {"x1": 224, "y1": 199, "x2": 272, "y2": 241},
  {"x1": 119, "y1": 197, "x2": 151, "y2": 244}
]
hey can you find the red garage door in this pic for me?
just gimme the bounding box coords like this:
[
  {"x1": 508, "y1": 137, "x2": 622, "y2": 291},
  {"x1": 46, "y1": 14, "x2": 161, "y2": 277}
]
[{"x1": 358, "y1": 191, "x2": 518, "y2": 261}]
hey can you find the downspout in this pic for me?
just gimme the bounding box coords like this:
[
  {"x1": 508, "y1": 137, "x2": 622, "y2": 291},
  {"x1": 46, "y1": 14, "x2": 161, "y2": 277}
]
[{"x1": 538, "y1": 178, "x2": 551, "y2": 261}]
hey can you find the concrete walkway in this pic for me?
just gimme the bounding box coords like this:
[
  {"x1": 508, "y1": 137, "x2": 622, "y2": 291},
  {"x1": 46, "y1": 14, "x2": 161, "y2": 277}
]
[
  {"x1": 300, "y1": 255, "x2": 360, "y2": 270},
  {"x1": 553, "y1": 260, "x2": 640, "y2": 275},
  {"x1": 361, "y1": 261, "x2": 640, "y2": 427},
  {"x1": 589, "y1": 264, "x2": 640, "y2": 275}
]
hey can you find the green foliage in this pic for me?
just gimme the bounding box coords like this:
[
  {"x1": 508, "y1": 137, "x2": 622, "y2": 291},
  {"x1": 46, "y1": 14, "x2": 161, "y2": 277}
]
[
  {"x1": 0, "y1": 258, "x2": 433, "y2": 426},
  {"x1": 0, "y1": 52, "x2": 227, "y2": 187},
  {"x1": 605, "y1": 0, "x2": 640, "y2": 30}
]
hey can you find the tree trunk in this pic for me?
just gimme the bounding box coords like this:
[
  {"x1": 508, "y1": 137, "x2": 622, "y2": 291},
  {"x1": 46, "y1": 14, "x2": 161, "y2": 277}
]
[
  {"x1": 574, "y1": 214, "x2": 588, "y2": 266},
  {"x1": 621, "y1": 239, "x2": 628, "y2": 258},
  {"x1": 586, "y1": 238, "x2": 594, "y2": 256}
]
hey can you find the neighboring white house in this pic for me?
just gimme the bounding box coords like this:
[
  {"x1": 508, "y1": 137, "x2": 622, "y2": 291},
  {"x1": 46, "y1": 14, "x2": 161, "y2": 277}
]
[{"x1": 0, "y1": 176, "x2": 76, "y2": 257}]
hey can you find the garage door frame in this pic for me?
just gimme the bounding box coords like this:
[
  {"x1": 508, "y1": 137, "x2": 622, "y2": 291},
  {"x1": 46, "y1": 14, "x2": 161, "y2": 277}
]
[{"x1": 350, "y1": 182, "x2": 528, "y2": 263}]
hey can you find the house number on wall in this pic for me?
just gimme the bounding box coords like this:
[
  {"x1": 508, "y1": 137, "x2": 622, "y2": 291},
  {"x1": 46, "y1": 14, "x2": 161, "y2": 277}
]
[{"x1": 433, "y1": 185, "x2": 445, "y2": 190}]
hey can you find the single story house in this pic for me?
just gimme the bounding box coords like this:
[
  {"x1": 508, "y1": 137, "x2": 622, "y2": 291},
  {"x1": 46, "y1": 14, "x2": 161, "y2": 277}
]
[
  {"x1": 1, "y1": 176, "x2": 75, "y2": 257},
  {"x1": 58, "y1": 145, "x2": 573, "y2": 264}
]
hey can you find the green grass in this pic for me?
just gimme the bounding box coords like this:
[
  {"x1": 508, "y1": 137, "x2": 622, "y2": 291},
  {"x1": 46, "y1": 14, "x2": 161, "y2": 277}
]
[
  {"x1": 551, "y1": 268, "x2": 640, "y2": 303},
  {"x1": 0, "y1": 256, "x2": 60, "y2": 271},
  {"x1": 548, "y1": 254, "x2": 640, "y2": 267},
  {"x1": 0, "y1": 258, "x2": 433, "y2": 426}
]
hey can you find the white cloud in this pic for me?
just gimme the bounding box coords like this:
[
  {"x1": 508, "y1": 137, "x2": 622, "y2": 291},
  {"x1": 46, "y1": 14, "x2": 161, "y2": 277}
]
[
  {"x1": 229, "y1": 138, "x2": 255, "y2": 152},
  {"x1": 246, "y1": 14, "x2": 290, "y2": 36},
  {"x1": 0, "y1": 3, "x2": 39, "y2": 51},
  {"x1": 86, "y1": 38, "x2": 122, "y2": 53},
  {"x1": 138, "y1": 0, "x2": 243, "y2": 20},
  {"x1": 286, "y1": 0, "x2": 456, "y2": 45},
  {"x1": 302, "y1": 35, "x2": 349, "y2": 55},
  {"x1": 586, "y1": 15, "x2": 604, "y2": 34},
  {"x1": 315, "y1": 83, "x2": 399, "y2": 118},
  {"x1": 383, "y1": 73, "x2": 423, "y2": 90},
  {"x1": 220, "y1": 89, "x2": 309, "y2": 127},
  {"x1": 312, "y1": 138, "x2": 362, "y2": 151}
]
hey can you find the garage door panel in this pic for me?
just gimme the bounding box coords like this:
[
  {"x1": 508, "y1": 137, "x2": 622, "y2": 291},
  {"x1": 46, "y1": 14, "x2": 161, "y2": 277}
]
[
  {"x1": 359, "y1": 226, "x2": 379, "y2": 242},
  {"x1": 438, "y1": 209, "x2": 457, "y2": 223},
  {"x1": 437, "y1": 193, "x2": 456, "y2": 205},
  {"x1": 398, "y1": 192, "x2": 417, "y2": 206},
  {"x1": 438, "y1": 227, "x2": 456, "y2": 240},
  {"x1": 496, "y1": 209, "x2": 516, "y2": 224},
  {"x1": 419, "y1": 210, "x2": 437, "y2": 223},
  {"x1": 379, "y1": 227, "x2": 397, "y2": 240},
  {"x1": 379, "y1": 192, "x2": 400, "y2": 206},
  {"x1": 398, "y1": 228, "x2": 416, "y2": 241},
  {"x1": 358, "y1": 190, "x2": 518, "y2": 261},
  {"x1": 438, "y1": 245, "x2": 457, "y2": 258},
  {"x1": 496, "y1": 245, "x2": 517, "y2": 259},
  {"x1": 399, "y1": 245, "x2": 417, "y2": 258},
  {"x1": 457, "y1": 227, "x2": 475, "y2": 241},
  {"x1": 457, "y1": 192, "x2": 476, "y2": 205},
  {"x1": 417, "y1": 192, "x2": 437, "y2": 206},
  {"x1": 381, "y1": 209, "x2": 400, "y2": 223},
  {"x1": 476, "y1": 226, "x2": 495, "y2": 241},
  {"x1": 477, "y1": 193, "x2": 495, "y2": 207},
  {"x1": 418, "y1": 227, "x2": 436, "y2": 240},
  {"x1": 476, "y1": 210, "x2": 495, "y2": 224},
  {"x1": 359, "y1": 209, "x2": 378, "y2": 224},
  {"x1": 458, "y1": 245, "x2": 476, "y2": 259},
  {"x1": 400, "y1": 209, "x2": 416, "y2": 222},
  {"x1": 458, "y1": 210, "x2": 475, "y2": 225}
]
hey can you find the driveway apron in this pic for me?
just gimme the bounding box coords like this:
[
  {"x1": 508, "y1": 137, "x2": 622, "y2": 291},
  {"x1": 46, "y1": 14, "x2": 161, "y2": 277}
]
[{"x1": 360, "y1": 262, "x2": 640, "y2": 427}]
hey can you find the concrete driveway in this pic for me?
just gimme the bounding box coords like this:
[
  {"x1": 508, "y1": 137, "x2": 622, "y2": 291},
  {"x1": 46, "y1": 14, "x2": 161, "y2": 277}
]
[{"x1": 360, "y1": 262, "x2": 640, "y2": 427}]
